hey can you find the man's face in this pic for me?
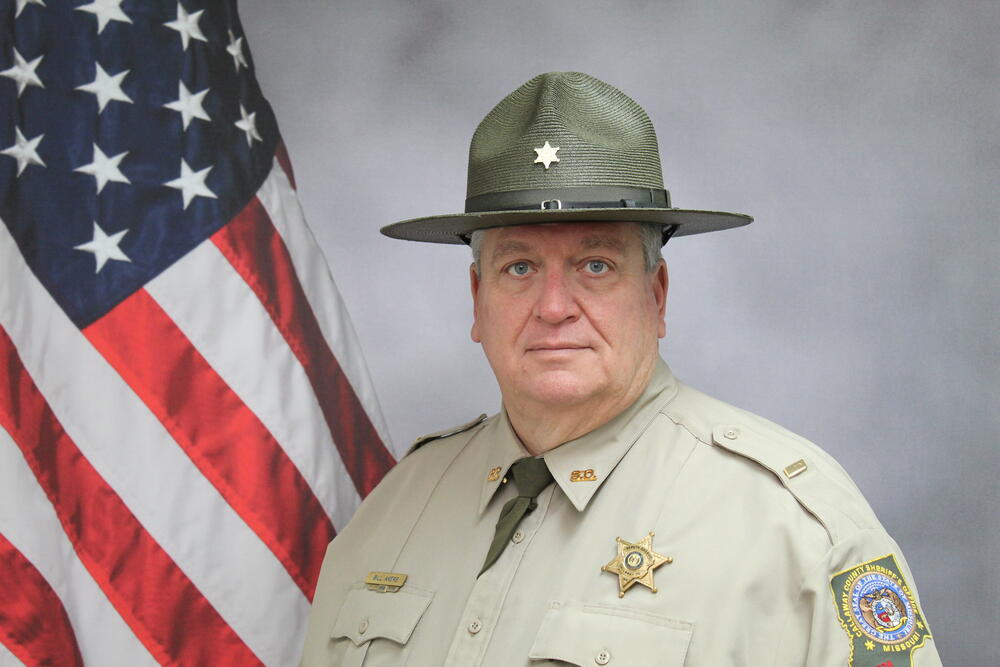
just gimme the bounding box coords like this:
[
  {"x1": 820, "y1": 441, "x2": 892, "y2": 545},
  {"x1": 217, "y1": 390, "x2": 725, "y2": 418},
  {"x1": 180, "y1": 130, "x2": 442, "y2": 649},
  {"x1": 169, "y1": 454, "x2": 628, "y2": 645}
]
[{"x1": 470, "y1": 222, "x2": 668, "y2": 412}]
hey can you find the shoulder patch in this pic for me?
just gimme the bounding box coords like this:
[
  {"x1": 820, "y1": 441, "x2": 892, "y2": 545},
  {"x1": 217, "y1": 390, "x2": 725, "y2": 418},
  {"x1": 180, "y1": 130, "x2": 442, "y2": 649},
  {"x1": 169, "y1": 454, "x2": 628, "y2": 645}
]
[
  {"x1": 710, "y1": 424, "x2": 876, "y2": 544},
  {"x1": 829, "y1": 554, "x2": 931, "y2": 666},
  {"x1": 407, "y1": 414, "x2": 487, "y2": 456}
]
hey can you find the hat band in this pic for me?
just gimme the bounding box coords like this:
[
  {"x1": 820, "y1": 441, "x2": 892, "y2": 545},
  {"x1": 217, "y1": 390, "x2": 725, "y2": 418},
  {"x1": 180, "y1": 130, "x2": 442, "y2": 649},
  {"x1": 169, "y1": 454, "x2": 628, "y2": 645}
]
[{"x1": 464, "y1": 186, "x2": 671, "y2": 213}]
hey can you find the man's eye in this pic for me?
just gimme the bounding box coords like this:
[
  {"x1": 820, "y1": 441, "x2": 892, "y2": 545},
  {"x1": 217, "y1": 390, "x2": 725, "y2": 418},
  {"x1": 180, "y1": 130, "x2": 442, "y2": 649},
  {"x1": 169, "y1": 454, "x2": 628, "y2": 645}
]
[
  {"x1": 585, "y1": 260, "x2": 609, "y2": 274},
  {"x1": 506, "y1": 262, "x2": 532, "y2": 276}
]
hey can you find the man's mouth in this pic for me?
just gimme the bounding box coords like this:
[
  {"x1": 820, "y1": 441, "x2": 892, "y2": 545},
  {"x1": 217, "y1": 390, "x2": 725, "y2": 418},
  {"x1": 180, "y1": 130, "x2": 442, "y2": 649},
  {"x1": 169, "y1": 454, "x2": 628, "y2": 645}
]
[{"x1": 526, "y1": 344, "x2": 590, "y2": 352}]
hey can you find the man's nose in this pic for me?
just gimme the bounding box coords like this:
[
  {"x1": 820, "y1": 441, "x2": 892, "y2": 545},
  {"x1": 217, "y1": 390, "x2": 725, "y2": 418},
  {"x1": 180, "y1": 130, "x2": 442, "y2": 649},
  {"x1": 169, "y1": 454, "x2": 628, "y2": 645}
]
[{"x1": 534, "y1": 269, "x2": 580, "y2": 324}]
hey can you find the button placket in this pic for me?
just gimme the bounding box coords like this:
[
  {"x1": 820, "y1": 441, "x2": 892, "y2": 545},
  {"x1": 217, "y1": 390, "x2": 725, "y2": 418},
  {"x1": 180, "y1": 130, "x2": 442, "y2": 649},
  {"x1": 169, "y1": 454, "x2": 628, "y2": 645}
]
[{"x1": 443, "y1": 483, "x2": 556, "y2": 666}]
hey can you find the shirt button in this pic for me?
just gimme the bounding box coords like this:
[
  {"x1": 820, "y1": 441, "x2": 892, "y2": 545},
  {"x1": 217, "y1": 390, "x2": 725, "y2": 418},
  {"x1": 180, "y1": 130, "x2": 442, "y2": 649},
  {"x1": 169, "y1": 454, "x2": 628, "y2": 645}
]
[
  {"x1": 468, "y1": 617, "x2": 482, "y2": 634},
  {"x1": 511, "y1": 529, "x2": 525, "y2": 544},
  {"x1": 595, "y1": 649, "x2": 611, "y2": 665},
  {"x1": 358, "y1": 618, "x2": 369, "y2": 635},
  {"x1": 723, "y1": 428, "x2": 739, "y2": 440}
]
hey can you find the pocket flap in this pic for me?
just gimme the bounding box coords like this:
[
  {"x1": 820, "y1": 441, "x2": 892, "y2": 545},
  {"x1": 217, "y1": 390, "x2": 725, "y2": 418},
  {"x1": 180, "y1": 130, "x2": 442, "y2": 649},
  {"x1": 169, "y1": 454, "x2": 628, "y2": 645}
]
[
  {"x1": 330, "y1": 584, "x2": 433, "y2": 647},
  {"x1": 528, "y1": 600, "x2": 692, "y2": 666}
]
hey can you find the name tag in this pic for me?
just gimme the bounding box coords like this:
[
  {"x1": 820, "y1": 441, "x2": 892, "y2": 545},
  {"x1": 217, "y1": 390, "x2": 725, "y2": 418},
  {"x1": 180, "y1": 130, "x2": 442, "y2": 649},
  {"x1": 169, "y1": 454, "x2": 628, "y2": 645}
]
[{"x1": 365, "y1": 571, "x2": 408, "y2": 593}]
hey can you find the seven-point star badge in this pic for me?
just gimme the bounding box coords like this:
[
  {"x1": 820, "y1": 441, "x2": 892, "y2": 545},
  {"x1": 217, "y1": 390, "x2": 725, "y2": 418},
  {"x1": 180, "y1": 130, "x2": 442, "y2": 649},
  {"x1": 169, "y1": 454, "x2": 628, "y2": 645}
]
[
  {"x1": 533, "y1": 141, "x2": 560, "y2": 169},
  {"x1": 601, "y1": 531, "x2": 672, "y2": 598}
]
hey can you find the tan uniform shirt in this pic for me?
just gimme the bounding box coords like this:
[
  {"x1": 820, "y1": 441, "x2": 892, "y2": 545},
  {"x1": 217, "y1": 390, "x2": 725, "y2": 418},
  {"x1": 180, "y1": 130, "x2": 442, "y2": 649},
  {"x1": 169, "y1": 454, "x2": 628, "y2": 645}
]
[{"x1": 303, "y1": 361, "x2": 941, "y2": 666}]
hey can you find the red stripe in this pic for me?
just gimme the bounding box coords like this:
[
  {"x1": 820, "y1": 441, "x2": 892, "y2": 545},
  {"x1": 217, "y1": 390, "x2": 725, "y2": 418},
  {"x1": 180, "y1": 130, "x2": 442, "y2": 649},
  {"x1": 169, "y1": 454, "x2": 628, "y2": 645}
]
[
  {"x1": 0, "y1": 532, "x2": 84, "y2": 667},
  {"x1": 212, "y1": 194, "x2": 396, "y2": 497},
  {"x1": 275, "y1": 139, "x2": 296, "y2": 189},
  {"x1": 0, "y1": 326, "x2": 262, "y2": 666},
  {"x1": 84, "y1": 289, "x2": 334, "y2": 598}
]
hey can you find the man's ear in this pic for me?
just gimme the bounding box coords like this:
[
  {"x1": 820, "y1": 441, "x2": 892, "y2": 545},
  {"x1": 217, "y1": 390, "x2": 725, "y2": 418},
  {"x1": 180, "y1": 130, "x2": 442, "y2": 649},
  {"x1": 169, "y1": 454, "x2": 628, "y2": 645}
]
[
  {"x1": 470, "y1": 263, "x2": 482, "y2": 343},
  {"x1": 653, "y1": 260, "x2": 668, "y2": 338}
]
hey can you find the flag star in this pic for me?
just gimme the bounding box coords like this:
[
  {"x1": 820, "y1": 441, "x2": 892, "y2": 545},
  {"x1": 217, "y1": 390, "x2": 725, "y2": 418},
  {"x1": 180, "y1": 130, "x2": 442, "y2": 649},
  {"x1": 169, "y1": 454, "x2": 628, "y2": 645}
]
[
  {"x1": 533, "y1": 141, "x2": 560, "y2": 169},
  {"x1": 164, "y1": 81, "x2": 210, "y2": 129},
  {"x1": 75, "y1": 144, "x2": 130, "y2": 194},
  {"x1": 226, "y1": 30, "x2": 248, "y2": 72},
  {"x1": 164, "y1": 159, "x2": 216, "y2": 209},
  {"x1": 74, "y1": 221, "x2": 131, "y2": 273},
  {"x1": 75, "y1": 0, "x2": 132, "y2": 34},
  {"x1": 2, "y1": 128, "x2": 45, "y2": 175},
  {"x1": 76, "y1": 63, "x2": 132, "y2": 112},
  {"x1": 235, "y1": 104, "x2": 262, "y2": 147},
  {"x1": 16, "y1": 0, "x2": 46, "y2": 18},
  {"x1": 164, "y1": 3, "x2": 207, "y2": 51},
  {"x1": 1, "y1": 48, "x2": 44, "y2": 97}
]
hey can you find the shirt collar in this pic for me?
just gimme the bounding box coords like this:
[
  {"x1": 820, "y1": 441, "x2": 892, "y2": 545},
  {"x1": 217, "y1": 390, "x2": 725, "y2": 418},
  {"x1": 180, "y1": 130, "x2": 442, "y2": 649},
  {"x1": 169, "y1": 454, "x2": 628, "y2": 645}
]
[
  {"x1": 477, "y1": 359, "x2": 678, "y2": 514},
  {"x1": 477, "y1": 412, "x2": 532, "y2": 515}
]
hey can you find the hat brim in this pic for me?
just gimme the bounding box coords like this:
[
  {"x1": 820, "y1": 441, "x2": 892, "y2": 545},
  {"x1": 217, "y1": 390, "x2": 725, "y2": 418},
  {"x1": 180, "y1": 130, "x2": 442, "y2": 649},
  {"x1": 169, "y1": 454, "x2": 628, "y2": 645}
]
[{"x1": 380, "y1": 208, "x2": 753, "y2": 244}]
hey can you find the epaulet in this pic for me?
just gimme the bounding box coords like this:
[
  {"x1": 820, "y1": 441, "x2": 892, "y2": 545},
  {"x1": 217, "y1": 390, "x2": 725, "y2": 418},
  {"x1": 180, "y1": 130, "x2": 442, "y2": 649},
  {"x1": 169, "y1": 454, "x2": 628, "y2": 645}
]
[
  {"x1": 709, "y1": 422, "x2": 878, "y2": 545},
  {"x1": 406, "y1": 414, "x2": 488, "y2": 456}
]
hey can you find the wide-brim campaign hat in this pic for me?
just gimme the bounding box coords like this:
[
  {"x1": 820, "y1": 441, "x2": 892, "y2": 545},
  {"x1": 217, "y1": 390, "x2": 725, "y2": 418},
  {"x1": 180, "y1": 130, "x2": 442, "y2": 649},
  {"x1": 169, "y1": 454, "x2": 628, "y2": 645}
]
[{"x1": 381, "y1": 71, "x2": 752, "y2": 245}]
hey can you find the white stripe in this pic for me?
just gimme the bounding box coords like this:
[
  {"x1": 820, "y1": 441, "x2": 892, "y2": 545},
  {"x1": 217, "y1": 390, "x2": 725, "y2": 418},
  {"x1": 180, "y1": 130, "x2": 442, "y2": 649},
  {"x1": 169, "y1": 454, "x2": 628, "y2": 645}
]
[
  {"x1": 0, "y1": 222, "x2": 307, "y2": 666},
  {"x1": 0, "y1": 427, "x2": 157, "y2": 667},
  {"x1": 145, "y1": 239, "x2": 362, "y2": 530},
  {"x1": 257, "y1": 160, "x2": 394, "y2": 449}
]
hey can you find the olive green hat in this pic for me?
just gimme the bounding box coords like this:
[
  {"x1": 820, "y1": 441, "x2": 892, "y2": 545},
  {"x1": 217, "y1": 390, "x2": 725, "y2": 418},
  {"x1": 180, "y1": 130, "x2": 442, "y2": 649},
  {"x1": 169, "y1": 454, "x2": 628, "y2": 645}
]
[{"x1": 380, "y1": 71, "x2": 752, "y2": 244}]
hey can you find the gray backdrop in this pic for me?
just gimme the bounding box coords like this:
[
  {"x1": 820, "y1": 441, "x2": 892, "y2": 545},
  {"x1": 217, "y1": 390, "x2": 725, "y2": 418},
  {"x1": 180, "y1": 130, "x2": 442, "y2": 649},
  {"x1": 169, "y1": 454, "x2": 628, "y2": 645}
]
[{"x1": 241, "y1": 1, "x2": 998, "y2": 663}]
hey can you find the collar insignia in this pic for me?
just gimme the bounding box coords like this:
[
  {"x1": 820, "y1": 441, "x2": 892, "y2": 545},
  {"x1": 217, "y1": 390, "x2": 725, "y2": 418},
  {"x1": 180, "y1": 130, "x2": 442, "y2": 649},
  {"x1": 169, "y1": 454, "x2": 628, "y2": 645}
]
[{"x1": 601, "y1": 531, "x2": 672, "y2": 598}]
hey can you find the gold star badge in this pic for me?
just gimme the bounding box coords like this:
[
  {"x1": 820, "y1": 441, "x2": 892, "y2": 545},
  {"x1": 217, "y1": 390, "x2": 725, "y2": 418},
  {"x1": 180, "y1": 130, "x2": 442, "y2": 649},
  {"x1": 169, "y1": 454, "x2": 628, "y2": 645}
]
[
  {"x1": 533, "y1": 141, "x2": 560, "y2": 169},
  {"x1": 601, "y1": 531, "x2": 672, "y2": 598}
]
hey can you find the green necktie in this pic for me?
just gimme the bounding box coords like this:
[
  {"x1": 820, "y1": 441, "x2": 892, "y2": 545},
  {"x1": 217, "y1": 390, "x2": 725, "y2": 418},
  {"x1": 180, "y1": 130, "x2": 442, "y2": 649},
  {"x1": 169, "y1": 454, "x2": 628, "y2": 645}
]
[{"x1": 480, "y1": 457, "x2": 554, "y2": 576}]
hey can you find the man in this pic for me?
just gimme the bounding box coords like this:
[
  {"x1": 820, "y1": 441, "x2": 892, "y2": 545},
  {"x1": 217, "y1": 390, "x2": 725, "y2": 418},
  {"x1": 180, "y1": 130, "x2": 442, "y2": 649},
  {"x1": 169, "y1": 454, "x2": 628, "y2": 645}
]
[{"x1": 302, "y1": 72, "x2": 941, "y2": 666}]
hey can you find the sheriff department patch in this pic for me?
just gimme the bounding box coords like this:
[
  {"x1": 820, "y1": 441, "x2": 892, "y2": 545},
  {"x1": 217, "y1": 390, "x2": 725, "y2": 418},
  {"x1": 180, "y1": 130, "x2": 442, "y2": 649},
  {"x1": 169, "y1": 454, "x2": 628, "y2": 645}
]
[{"x1": 830, "y1": 554, "x2": 931, "y2": 667}]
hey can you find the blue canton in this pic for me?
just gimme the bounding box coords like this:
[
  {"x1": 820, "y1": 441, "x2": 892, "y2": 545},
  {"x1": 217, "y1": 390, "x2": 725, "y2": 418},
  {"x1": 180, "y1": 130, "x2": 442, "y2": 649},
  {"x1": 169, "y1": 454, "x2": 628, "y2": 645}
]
[{"x1": 1, "y1": 0, "x2": 278, "y2": 327}]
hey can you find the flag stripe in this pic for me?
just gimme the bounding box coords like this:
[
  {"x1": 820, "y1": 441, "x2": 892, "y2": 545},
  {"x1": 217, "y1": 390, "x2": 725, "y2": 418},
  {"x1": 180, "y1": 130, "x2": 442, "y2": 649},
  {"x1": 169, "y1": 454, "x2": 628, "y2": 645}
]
[
  {"x1": 144, "y1": 237, "x2": 362, "y2": 532},
  {"x1": 255, "y1": 161, "x2": 393, "y2": 451},
  {"x1": 83, "y1": 289, "x2": 335, "y2": 597},
  {"x1": 0, "y1": 531, "x2": 84, "y2": 667},
  {"x1": 1, "y1": 222, "x2": 303, "y2": 666},
  {"x1": 275, "y1": 140, "x2": 297, "y2": 189},
  {"x1": 1, "y1": 423, "x2": 159, "y2": 667},
  {"x1": 0, "y1": 326, "x2": 262, "y2": 667},
  {"x1": 212, "y1": 195, "x2": 395, "y2": 497}
]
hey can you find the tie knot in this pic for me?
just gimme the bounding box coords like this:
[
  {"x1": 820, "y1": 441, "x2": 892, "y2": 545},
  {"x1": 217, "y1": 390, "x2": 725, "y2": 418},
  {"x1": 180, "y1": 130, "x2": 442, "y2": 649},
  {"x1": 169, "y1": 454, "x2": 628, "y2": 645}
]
[{"x1": 509, "y1": 457, "x2": 553, "y2": 498}]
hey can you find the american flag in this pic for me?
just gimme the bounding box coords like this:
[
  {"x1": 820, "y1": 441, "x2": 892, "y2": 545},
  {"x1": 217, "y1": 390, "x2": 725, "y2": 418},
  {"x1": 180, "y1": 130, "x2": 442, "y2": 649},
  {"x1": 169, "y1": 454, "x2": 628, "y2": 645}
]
[{"x1": 0, "y1": 1, "x2": 396, "y2": 664}]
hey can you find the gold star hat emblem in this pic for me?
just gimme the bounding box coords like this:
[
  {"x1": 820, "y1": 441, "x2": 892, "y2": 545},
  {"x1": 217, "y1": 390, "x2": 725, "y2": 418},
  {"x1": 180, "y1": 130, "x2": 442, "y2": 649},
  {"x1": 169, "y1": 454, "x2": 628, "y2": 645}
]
[
  {"x1": 601, "y1": 531, "x2": 672, "y2": 598},
  {"x1": 533, "y1": 140, "x2": 560, "y2": 169}
]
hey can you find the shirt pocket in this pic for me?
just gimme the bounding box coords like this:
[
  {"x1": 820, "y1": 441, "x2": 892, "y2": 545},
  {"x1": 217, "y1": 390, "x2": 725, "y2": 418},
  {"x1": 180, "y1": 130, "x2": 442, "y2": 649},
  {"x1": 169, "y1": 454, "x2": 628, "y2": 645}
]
[
  {"x1": 329, "y1": 583, "x2": 433, "y2": 667},
  {"x1": 528, "y1": 600, "x2": 693, "y2": 666}
]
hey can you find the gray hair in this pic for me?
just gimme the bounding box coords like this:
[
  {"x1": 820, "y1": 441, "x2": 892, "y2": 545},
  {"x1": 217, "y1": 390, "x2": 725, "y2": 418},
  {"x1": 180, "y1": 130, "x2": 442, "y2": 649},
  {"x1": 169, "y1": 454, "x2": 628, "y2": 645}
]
[{"x1": 470, "y1": 222, "x2": 663, "y2": 275}]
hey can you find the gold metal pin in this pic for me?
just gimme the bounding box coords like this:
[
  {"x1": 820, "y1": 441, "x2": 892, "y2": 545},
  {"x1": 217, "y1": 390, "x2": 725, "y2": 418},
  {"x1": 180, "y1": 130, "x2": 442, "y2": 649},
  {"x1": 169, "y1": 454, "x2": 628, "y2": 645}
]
[
  {"x1": 364, "y1": 571, "x2": 407, "y2": 593},
  {"x1": 601, "y1": 532, "x2": 672, "y2": 598},
  {"x1": 783, "y1": 459, "x2": 808, "y2": 479},
  {"x1": 570, "y1": 469, "x2": 598, "y2": 482}
]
